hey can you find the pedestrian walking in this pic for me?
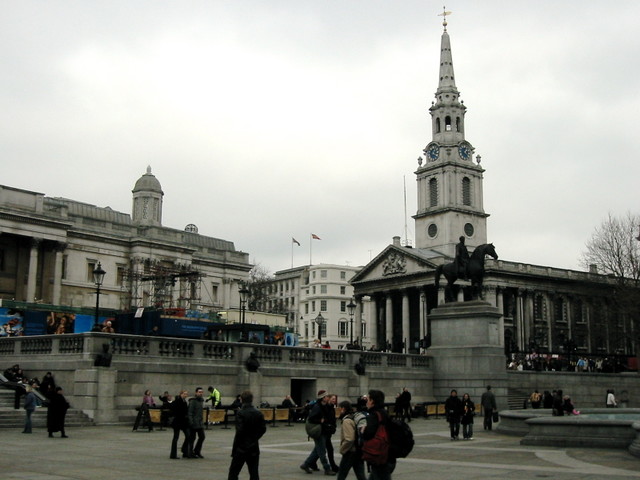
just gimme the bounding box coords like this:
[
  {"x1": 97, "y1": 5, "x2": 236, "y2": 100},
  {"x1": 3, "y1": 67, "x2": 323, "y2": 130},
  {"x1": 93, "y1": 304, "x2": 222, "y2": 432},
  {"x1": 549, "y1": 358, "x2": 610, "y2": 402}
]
[
  {"x1": 445, "y1": 389, "x2": 463, "y2": 440},
  {"x1": 228, "y1": 390, "x2": 267, "y2": 480},
  {"x1": 47, "y1": 387, "x2": 70, "y2": 438},
  {"x1": 170, "y1": 390, "x2": 190, "y2": 459},
  {"x1": 187, "y1": 387, "x2": 206, "y2": 458},
  {"x1": 22, "y1": 384, "x2": 37, "y2": 434},
  {"x1": 480, "y1": 385, "x2": 497, "y2": 430}
]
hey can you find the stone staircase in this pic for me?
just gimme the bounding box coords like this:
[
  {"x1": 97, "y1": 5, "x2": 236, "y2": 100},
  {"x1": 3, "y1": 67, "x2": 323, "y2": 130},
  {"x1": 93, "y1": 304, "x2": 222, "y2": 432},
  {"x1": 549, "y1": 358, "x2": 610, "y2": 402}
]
[
  {"x1": 0, "y1": 387, "x2": 94, "y2": 429},
  {"x1": 507, "y1": 389, "x2": 530, "y2": 410}
]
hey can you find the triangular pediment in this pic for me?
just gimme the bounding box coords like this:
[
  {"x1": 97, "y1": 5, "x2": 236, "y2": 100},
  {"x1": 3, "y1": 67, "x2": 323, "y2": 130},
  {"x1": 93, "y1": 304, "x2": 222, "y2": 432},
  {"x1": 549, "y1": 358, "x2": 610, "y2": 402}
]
[{"x1": 351, "y1": 245, "x2": 443, "y2": 284}]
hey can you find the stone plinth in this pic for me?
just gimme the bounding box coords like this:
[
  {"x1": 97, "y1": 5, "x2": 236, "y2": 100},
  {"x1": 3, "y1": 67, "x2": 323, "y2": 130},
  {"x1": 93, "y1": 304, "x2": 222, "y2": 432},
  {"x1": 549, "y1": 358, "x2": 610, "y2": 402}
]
[{"x1": 429, "y1": 300, "x2": 507, "y2": 407}]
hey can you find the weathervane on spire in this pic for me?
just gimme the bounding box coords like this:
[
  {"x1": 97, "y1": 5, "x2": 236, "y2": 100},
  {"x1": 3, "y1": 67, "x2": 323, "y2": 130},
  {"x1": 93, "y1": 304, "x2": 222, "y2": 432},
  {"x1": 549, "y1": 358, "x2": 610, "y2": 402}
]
[{"x1": 438, "y1": 6, "x2": 452, "y2": 31}]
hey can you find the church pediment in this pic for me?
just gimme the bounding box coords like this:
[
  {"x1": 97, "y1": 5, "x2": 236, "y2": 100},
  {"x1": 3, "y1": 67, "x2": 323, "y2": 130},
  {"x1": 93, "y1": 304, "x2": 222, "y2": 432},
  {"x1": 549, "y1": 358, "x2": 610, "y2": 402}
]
[{"x1": 351, "y1": 245, "x2": 441, "y2": 284}]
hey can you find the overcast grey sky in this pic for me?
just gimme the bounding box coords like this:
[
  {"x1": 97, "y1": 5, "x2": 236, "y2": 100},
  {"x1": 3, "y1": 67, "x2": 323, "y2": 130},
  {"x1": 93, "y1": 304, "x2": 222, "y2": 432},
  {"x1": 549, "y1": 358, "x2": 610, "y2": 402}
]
[{"x1": 2, "y1": 1, "x2": 639, "y2": 274}]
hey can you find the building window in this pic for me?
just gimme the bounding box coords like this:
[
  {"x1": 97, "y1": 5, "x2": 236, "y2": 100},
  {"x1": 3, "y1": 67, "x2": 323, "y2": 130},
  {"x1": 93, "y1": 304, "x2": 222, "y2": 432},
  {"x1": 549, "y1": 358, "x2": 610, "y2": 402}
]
[
  {"x1": 61, "y1": 255, "x2": 68, "y2": 280},
  {"x1": 462, "y1": 177, "x2": 471, "y2": 206},
  {"x1": 320, "y1": 285, "x2": 327, "y2": 294},
  {"x1": 86, "y1": 261, "x2": 97, "y2": 282},
  {"x1": 340, "y1": 286, "x2": 346, "y2": 295},
  {"x1": 312, "y1": 286, "x2": 316, "y2": 294},
  {"x1": 321, "y1": 270, "x2": 327, "y2": 278},
  {"x1": 320, "y1": 300, "x2": 327, "y2": 311},
  {"x1": 340, "y1": 271, "x2": 346, "y2": 280},
  {"x1": 534, "y1": 295, "x2": 545, "y2": 322},
  {"x1": 339, "y1": 321, "x2": 348, "y2": 337},
  {"x1": 312, "y1": 271, "x2": 316, "y2": 279},
  {"x1": 554, "y1": 297, "x2": 566, "y2": 323},
  {"x1": 305, "y1": 323, "x2": 309, "y2": 338},
  {"x1": 211, "y1": 284, "x2": 219, "y2": 304},
  {"x1": 312, "y1": 301, "x2": 316, "y2": 311},
  {"x1": 116, "y1": 265, "x2": 126, "y2": 286},
  {"x1": 305, "y1": 303, "x2": 309, "y2": 314},
  {"x1": 429, "y1": 178, "x2": 438, "y2": 207},
  {"x1": 340, "y1": 301, "x2": 346, "y2": 312},
  {"x1": 445, "y1": 116, "x2": 452, "y2": 131}
]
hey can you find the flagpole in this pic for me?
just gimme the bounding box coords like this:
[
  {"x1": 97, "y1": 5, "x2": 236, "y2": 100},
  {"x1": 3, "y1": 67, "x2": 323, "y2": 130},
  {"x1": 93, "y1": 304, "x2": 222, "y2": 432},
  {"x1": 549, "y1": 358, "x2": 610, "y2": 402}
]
[
  {"x1": 291, "y1": 239, "x2": 294, "y2": 268},
  {"x1": 309, "y1": 233, "x2": 312, "y2": 265}
]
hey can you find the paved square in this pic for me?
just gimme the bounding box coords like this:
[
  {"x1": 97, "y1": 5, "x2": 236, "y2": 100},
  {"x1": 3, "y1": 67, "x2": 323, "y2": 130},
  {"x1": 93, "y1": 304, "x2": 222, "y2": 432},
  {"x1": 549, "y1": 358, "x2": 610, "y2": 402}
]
[{"x1": 1, "y1": 418, "x2": 638, "y2": 480}]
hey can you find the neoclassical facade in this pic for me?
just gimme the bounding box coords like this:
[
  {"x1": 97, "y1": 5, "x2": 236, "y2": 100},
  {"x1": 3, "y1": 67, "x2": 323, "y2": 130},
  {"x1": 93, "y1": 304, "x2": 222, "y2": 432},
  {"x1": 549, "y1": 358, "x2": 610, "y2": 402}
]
[
  {"x1": 0, "y1": 167, "x2": 251, "y2": 313},
  {"x1": 351, "y1": 21, "x2": 636, "y2": 359}
]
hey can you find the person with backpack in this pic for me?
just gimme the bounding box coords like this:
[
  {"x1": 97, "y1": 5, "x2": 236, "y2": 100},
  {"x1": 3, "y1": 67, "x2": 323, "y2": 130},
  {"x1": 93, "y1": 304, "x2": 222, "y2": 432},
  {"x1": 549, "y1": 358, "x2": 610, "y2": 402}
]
[
  {"x1": 336, "y1": 400, "x2": 366, "y2": 480},
  {"x1": 361, "y1": 389, "x2": 395, "y2": 480},
  {"x1": 444, "y1": 389, "x2": 463, "y2": 441},
  {"x1": 300, "y1": 390, "x2": 336, "y2": 476}
]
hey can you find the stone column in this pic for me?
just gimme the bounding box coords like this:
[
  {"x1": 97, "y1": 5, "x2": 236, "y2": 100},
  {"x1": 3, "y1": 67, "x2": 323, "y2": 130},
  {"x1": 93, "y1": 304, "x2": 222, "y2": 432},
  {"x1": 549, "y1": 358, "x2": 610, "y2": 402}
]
[
  {"x1": 402, "y1": 290, "x2": 410, "y2": 353},
  {"x1": 26, "y1": 238, "x2": 41, "y2": 302},
  {"x1": 524, "y1": 290, "x2": 534, "y2": 349},
  {"x1": 368, "y1": 296, "x2": 378, "y2": 349},
  {"x1": 419, "y1": 290, "x2": 427, "y2": 346},
  {"x1": 385, "y1": 293, "x2": 393, "y2": 349},
  {"x1": 517, "y1": 289, "x2": 526, "y2": 351},
  {"x1": 354, "y1": 296, "x2": 362, "y2": 345},
  {"x1": 52, "y1": 242, "x2": 66, "y2": 305}
]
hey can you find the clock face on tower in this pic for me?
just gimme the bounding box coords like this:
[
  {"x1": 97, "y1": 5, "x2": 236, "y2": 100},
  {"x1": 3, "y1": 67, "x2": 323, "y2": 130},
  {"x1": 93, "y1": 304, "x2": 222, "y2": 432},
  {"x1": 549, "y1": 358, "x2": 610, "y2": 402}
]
[
  {"x1": 458, "y1": 143, "x2": 472, "y2": 161},
  {"x1": 426, "y1": 143, "x2": 439, "y2": 161}
]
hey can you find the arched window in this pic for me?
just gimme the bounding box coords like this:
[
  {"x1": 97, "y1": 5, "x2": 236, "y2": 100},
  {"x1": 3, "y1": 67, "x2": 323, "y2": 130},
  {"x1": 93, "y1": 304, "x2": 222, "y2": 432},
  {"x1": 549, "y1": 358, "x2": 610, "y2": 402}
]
[
  {"x1": 436, "y1": 118, "x2": 441, "y2": 133},
  {"x1": 445, "y1": 116, "x2": 452, "y2": 131},
  {"x1": 429, "y1": 178, "x2": 438, "y2": 207},
  {"x1": 462, "y1": 177, "x2": 471, "y2": 206},
  {"x1": 456, "y1": 117, "x2": 461, "y2": 132}
]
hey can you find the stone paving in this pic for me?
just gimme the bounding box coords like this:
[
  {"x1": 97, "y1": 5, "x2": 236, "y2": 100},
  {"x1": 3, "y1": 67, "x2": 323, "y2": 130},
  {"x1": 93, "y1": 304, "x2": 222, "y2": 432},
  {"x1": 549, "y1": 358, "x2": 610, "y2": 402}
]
[{"x1": 1, "y1": 417, "x2": 638, "y2": 480}]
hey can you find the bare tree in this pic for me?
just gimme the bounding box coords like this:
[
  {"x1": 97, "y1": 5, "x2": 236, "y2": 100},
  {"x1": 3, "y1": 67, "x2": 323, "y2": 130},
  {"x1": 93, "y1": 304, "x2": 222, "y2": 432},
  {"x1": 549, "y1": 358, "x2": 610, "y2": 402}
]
[
  {"x1": 581, "y1": 212, "x2": 640, "y2": 358},
  {"x1": 245, "y1": 264, "x2": 273, "y2": 312},
  {"x1": 581, "y1": 212, "x2": 640, "y2": 285}
]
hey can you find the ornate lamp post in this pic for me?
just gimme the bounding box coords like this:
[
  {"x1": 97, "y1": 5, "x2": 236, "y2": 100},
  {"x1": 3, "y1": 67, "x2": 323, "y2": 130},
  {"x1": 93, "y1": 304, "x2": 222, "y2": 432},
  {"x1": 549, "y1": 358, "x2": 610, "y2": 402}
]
[
  {"x1": 238, "y1": 284, "x2": 250, "y2": 341},
  {"x1": 347, "y1": 298, "x2": 356, "y2": 346},
  {"x1": 92, "y1": 262, "x2": 106, "y2": 331},
  {"x1": 314, "y1": 312, "x2": 325, "y2": 344}
]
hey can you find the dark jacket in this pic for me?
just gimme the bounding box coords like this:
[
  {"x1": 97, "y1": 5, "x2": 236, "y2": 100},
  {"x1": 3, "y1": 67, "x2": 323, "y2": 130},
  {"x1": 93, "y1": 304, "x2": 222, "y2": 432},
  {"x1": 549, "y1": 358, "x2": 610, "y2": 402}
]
[
  {"x1": 187, "y1": 396, "x2": 205, "y2": 429},
  {"x1": 444, "y1": 395, "x2": 463, "y2": 423},
  {"x1": 461, "y1": 399, "x2": 475, "y2": 425},
  {"x1": 307, "y1": 401, "x2": 335, "y2": 435},
  {"x1": 47, "y1": 392, "x2": 70, "y2": 432},
  {"x1": 171, "y1": 396, "x2": 189, "y2": 429},
  {"x1": 232, "y1": 403, "x2": 267, "y2": 457}
]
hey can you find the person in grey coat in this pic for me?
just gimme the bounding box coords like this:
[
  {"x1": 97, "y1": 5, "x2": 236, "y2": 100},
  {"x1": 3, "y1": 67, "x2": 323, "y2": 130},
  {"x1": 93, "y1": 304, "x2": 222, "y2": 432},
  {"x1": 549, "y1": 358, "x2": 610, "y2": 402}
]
[
  {"x1": 187, "y1": 387, "x2": 206, "y2": 458},
  {"x1": 22, "y1": 384, "x2": 38, "y2": 433}
]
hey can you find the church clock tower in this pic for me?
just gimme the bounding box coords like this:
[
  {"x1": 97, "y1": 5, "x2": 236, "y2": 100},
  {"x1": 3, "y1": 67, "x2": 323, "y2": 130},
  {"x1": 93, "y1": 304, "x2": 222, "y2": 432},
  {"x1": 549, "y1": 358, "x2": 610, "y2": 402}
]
[{"x1": 413, "y1": 12, "x2": 488, "y2": 258}]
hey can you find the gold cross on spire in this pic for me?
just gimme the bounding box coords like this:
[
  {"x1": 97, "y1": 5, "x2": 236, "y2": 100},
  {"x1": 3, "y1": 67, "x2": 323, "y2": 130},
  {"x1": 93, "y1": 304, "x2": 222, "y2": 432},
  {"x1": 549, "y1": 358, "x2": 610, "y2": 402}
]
[{"x1": 438, "y1": 6, "x2": 452, "y2": 31}]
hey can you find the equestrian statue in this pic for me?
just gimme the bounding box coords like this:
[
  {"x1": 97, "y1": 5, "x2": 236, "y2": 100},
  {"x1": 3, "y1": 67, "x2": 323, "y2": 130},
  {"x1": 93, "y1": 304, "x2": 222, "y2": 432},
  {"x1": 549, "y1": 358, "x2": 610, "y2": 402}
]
[{"x1": 435, "y1": 238, "x2": 498, "y2": 302}]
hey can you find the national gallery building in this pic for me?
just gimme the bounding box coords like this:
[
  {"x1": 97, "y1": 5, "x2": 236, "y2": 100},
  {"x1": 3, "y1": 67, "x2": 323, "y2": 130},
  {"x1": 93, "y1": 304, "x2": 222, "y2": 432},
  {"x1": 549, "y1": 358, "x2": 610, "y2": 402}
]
[
  {"x1": 350, "y1": 21, "x2": 636, "y2": 364},
  {"x1": 0, "y1": 167, "x2": 251, "y2": 315}
]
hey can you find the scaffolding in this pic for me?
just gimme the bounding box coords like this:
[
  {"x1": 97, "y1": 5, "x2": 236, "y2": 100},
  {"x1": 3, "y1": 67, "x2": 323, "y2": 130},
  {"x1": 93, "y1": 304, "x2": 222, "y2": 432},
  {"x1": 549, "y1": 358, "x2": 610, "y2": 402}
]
[{"x1": 120, "y1": 259, "x2": 204, "y2": 311}]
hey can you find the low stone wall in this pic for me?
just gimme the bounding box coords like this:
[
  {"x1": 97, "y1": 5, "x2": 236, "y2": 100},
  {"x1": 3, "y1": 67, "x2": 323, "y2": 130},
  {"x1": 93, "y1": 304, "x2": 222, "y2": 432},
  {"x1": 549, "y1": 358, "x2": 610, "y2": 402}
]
[
  {"x1": 506, "y1": 370, "x2": 640, "y2": 408},
  {"x1": 0, "y1": 333, "x2": 433, "y2": 424}
]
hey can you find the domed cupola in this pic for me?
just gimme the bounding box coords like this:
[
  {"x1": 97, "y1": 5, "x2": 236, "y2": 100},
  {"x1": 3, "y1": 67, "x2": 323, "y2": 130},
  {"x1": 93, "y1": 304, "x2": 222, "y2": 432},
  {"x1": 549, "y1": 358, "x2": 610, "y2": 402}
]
[{"x1": 132, "y1": 166, "x2": 164, "y2": 226}]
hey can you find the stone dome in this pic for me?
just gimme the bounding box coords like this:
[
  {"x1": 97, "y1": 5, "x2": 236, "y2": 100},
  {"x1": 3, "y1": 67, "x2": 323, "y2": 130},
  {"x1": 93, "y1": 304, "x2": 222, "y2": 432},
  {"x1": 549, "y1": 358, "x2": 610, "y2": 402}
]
[{"x1": 132, "y1": 166, "x2": 163, "y2": 194}]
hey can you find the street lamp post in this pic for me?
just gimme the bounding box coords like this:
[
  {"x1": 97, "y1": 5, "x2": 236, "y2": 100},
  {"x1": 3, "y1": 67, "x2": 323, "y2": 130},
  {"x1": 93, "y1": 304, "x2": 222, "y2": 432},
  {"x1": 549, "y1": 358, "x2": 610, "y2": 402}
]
[
  {"x1": 347, "y1": 299, "x2": 356, "y2": 347},
  {"x1": 92, "y1": 262, "x2": 106, "y2": 331},
  {"x1": 314, "y1": 312, "x2": 325, "y2": 344},
  {"x1": 238, "y1": 284, "x2": 250, "y2": 341}
]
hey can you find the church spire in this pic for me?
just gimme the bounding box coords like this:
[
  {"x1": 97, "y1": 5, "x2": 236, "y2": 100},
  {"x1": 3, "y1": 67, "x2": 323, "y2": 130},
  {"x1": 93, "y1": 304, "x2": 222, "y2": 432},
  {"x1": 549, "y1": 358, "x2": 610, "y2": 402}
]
[{"x1": 437, "y1": 7, "x2": 456, "y2": 93}]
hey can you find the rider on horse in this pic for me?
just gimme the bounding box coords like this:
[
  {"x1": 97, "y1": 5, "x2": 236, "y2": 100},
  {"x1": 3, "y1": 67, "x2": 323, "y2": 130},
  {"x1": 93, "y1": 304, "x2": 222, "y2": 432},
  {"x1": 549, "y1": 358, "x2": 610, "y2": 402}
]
[{"x1": 455, "y1": 236, "x2": 470, "y2": 281}]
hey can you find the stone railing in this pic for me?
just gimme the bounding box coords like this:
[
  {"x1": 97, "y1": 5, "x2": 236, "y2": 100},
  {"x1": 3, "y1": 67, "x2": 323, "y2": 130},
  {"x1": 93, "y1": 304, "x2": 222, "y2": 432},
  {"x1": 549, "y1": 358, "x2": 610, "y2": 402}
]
[{"x1": 0, "y1": 333, "x2": 431, "y2": 371}]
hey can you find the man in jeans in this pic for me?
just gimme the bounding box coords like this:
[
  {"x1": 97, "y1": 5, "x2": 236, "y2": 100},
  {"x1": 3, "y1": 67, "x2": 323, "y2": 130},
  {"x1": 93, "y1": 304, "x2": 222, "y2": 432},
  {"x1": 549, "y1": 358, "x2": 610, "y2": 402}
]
[
  {"x1": 300, "y1": 390, "x2": 336, "y2": 476},
  {"x1": 187, "y1": 387, "x2": 206, "y2": 458},
  {"x1": 480, "y1": 385, "x2": 497, "y2": 430}
]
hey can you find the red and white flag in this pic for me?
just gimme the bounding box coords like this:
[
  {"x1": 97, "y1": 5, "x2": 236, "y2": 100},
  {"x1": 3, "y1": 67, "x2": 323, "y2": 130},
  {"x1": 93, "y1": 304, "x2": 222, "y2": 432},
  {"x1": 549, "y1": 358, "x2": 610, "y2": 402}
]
[
  {"x1": 311, "y1": 233, "x2": 321, "y2": 240},
  {"x1": 292, "y1": 237, "x2": 301, "y2": 246}
]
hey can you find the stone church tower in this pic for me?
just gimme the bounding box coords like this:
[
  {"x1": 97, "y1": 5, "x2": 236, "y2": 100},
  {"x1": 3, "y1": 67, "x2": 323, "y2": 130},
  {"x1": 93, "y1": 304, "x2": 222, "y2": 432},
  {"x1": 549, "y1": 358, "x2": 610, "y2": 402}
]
[
  {"x1": 132, "y1": 166, "x2": 164, "y2": 226},
  {"x1": 413, "y1": 17, "x2": 488, "y2": 259}
]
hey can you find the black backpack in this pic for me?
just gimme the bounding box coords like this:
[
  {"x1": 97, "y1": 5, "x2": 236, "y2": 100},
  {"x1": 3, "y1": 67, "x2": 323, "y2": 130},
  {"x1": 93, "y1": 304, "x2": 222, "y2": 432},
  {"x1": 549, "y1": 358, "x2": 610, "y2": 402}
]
[{"x1": 386, "y1": 418, "x2": 414, "y2": 458}]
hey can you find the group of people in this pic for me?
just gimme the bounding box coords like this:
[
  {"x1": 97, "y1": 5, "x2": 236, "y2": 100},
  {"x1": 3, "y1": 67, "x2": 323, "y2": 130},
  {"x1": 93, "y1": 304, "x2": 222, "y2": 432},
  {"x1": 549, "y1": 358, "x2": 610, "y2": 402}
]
[
  {"x1": 444, "y1": 385, "x2": 497, "y2": 441},
  {"x1": 301, "y1": 389, "x2": 397, "y2": 480},
  {"x1": 508, "y1": 353, "x2": 626, "y2": 373},
  {"x1": 2, "y1": 365, "x2": 70, "y2": 437},
  {"x1": 156, "y1": 386, "x2": 266, "y2": 480}
]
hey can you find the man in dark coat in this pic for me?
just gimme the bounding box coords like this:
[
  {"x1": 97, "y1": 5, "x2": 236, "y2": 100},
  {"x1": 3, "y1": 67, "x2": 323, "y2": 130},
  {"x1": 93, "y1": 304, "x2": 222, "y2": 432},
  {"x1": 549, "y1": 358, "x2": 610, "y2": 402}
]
[
  {"x1": 228, "y1": 390, "x2": 266, "y2": 480},
  {"x1": 47, "y1": 387, "x2": 70, "y2": 438},
  {"x1": 170, "y1": 390, "x2": 191, "y2": 459},
  {"x1": 444, "y1": 389, "x2": 463, "y2": 440},
  {"x1": 399, "y1": 387, "x2": 412, "y2": 423}
]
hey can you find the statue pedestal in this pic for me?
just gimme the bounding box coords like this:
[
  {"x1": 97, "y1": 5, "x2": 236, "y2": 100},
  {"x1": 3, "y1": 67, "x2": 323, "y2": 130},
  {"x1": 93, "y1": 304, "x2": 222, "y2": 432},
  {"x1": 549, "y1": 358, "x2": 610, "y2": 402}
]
[{"x1": 429, "y1": 300, "x2": 507, "y2": 408}]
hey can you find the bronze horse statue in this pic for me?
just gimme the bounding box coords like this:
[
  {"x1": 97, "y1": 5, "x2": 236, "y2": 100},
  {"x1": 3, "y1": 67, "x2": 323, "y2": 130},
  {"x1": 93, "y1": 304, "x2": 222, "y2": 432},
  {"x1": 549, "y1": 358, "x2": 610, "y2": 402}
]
[{"x1": 434, "y1": 243, "x2": 498, "y2": 302}]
